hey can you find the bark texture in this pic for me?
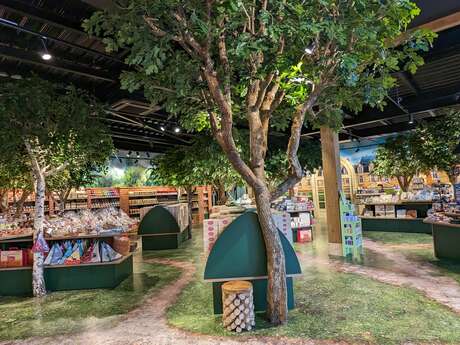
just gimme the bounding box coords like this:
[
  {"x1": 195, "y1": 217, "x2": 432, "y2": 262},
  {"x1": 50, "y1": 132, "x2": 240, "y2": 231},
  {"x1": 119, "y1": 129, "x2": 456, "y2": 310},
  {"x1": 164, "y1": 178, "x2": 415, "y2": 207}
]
[{"x1": 186, "y1": 186, "x2": 194, "y2": 239}]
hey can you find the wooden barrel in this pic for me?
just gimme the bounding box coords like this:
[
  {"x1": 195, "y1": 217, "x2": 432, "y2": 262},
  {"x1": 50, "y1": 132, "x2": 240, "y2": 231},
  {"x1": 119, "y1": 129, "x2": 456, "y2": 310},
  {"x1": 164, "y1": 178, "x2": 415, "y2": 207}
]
[{"x1": 221, "y1": 280, "x2": 255, "y2": 332}]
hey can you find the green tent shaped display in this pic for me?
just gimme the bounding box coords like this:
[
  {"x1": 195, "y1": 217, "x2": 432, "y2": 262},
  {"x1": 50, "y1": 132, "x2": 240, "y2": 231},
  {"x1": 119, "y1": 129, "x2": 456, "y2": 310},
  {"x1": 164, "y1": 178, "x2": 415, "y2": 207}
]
[
  {"x1": 204, "y1": 211, "x2": 302, "y2": 314},
  {"x1": 138, "y1": 205, "x2": 191, "y2": 250}
]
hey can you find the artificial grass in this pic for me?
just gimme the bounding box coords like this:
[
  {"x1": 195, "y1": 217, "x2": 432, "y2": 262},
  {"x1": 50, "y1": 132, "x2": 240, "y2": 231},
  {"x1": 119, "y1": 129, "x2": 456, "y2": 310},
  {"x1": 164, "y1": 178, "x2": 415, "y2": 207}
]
[
  {"x1": 167, "y1": 228, "x2": 460, "y2": 344},
  {"x1": 167, "y1": 263, "x2": 460, "y2": 345},
  {"x1": 0, "y1": 261, "x2": 181, "y2": 341},
  {"x1": 363, "y1": 231, "x2": 433, "y2": 245},
  {"x1": 363, "y1": 231, "x2": 460, "y2": 285}
]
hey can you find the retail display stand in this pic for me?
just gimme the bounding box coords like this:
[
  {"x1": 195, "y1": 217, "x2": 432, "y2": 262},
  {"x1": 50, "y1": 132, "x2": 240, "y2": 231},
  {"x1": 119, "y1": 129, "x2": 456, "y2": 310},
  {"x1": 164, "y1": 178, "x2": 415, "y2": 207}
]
[
  {"x1": 138, "y1": 204, "x2": 190, "y2": 250},
  {"x1": 339, "y1": 192, "x2": 363, "y2": 259},
  {"x1": 0, "y1": 234, "x2": 133, "y2": 296},
  {"x1": 204, "y1": 211, "x2": 302, "y2": 314},
  {"x1": 361, "y1": 201, "x2": 432, "y2": 234},
  {"x1": 423, "y1": 219, "x2": 460, "y2": 261}
]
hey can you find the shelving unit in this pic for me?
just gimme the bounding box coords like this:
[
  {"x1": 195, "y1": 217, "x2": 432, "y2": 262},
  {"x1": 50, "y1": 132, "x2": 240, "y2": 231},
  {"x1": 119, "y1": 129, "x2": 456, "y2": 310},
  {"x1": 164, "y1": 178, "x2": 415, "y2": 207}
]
[
  {"x1": 361, "y1": 201, "x2": 433, "y2": 234},
  {"x1": 2, "y1": 186, "x2": 213, "y2": 225}
]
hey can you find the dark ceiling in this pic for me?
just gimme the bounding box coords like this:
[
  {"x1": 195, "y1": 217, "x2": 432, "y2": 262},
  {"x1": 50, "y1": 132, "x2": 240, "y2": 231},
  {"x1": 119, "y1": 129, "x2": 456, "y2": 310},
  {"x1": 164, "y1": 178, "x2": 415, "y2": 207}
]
[{"x1": 0, "y1": 0, "x2": 459, "y2": 150}]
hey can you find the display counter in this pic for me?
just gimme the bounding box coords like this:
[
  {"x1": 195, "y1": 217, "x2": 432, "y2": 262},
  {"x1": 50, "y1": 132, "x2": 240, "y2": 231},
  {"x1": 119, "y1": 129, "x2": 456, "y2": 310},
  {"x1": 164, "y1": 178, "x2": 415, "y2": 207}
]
[
  {"x1": 361, "y1": 201, "x2": 432, "y2": 234},
  {"x1": 423, "y1": 219, "x2": 460, "y2": 261}
]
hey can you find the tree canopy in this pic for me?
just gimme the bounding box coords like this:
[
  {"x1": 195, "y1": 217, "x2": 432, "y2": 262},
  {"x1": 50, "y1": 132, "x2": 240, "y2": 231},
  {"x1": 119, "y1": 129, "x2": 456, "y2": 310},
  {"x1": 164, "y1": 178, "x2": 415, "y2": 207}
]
[
  {"x1": 372, "y1": 133, "x2": 422, "y2": 192},
  {"x1": 85, "y1": 0, "x2": 434, "y2": 324},
  {"x1": 415, "y1": 110, "x2": 460, "y2": 183}
]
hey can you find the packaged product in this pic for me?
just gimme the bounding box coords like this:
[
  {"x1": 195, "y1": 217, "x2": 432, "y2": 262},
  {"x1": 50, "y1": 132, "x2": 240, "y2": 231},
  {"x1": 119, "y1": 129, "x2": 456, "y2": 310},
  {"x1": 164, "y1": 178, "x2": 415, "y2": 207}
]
[
  {"x1": 44, "y1": 243, "x2": 64, "y2": 265},
  {"x1": 100, "y1": 241, "x2": 122, "y2": 262}
]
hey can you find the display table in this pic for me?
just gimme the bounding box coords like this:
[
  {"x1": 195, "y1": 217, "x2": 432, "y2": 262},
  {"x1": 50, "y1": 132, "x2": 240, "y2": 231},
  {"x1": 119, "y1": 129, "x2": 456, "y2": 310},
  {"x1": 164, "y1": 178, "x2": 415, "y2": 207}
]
[
  {"x1": 204, "y1": 211, "x2": 301, "y2": 314},
  {"x1": 138, "y1": 204, "x2": 190, "y2": 250},
  {"x1": 361, "y1": 201, "x2": 432, "y2": 234},
  {"x1": 423, "y1": 219, "x2": 460, "y2": 261},
  {"x1": 0, "y1": 234, "x2": 133, "y2": 296}
]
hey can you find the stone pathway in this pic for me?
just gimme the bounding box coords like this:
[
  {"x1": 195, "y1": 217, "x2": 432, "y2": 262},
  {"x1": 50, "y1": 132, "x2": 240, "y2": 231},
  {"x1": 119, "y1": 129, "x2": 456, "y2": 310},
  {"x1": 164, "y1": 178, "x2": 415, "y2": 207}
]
[{"x1": 0, "y1": 258, "x2": 345, "y2": 345}]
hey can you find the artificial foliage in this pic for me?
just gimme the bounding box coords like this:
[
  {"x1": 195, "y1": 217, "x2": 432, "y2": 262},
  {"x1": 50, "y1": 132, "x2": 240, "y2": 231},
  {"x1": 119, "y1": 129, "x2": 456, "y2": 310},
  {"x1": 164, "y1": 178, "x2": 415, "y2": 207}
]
[
  {"x1": 150, "y1": 135, "x2": 243, "y2": 205},
  {"x1": 415, "y1": 110, "x2": 460, "y2": 183},
  {"x1": 0, "y1": 76, "x2": 113, "y2": 297},
  {"x1": 85, "y1": 0, "x2": 434, "y2": 324},
  {"x1": 372, "y1": 133, "x2": 421, "y2": 192}
]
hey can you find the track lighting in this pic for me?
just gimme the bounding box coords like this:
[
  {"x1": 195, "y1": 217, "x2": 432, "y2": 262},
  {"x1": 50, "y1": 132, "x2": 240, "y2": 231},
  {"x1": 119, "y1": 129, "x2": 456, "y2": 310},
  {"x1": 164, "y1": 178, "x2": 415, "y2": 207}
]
[
  {"x1": 127, "y1": 151, "x2": 132, "y2": 157},
  {"x1": 136, "y1": 151, "x2": 140, "y2": 158},
  {"x1": 40, "y1": 37, "x2": 52, "y2": 61},
  {"x1": 174, "y1": 127, "x2": 181, "y2": 133},
  {"x1": 160, "y1": 126, "x2": 165, "y2": 131},
  {"x1": 408, "y1": 114, "x2": 414, "y2": 124}
]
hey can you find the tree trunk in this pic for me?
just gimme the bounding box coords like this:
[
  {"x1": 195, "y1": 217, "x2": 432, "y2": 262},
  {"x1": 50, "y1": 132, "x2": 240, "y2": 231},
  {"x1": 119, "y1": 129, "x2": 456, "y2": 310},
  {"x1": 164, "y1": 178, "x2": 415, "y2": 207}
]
[
  {"x1": 14, "y1": 190, "x2": 31, "y2": 220},
  {"x1": 396, "y1": 176, "x2": 409, "y2": 192},
  {"x1": 32, "y1": 173, "x2": 47, "y2": 297},
  {"x1": 186, "y1": 186, "x2": 194, "y2": 239},
  {"x1": 253, "y1": 185, "x2": 288, "y2": 325},
  {"x1": 216, "y1": 182, "x2": 228, "y2": 205}
]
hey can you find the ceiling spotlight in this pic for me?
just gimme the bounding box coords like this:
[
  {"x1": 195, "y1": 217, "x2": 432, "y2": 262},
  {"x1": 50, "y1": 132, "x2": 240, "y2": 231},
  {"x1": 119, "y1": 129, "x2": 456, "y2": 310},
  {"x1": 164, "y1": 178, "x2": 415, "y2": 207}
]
[
  {"x1": 118, "y1": 158, "x2": 123, "y2": 164},
  {"x1": 146, "y1": 152, "x2": 150, "y2": 158},
  {"x1": 127, "y1": 150, "x2": 132, "y2": 157},
  {"x1": 40, "y1": 37, "x2": 52, "y2": 61},
  {"x1": 408, "y1": 114, "x2": 414, "y2": 125},
  {"x1": 355, "y1": 147, "x2": 360, "y2": 153},
  {"x1": 41, "y1": 53, "x2": 52, "y2": 61},
  {"x1": 174, "y1": 127, "x2": 181, "y2": 133},
  {"x1": 134, "y1": 159, "x2": 138, "y2": 164},
  {"x1": 160, "y1": 126, "x2": 165, "y2": 131},
  {"x1": 136, "y1": 151, "x2": 140, "y2": 158}
]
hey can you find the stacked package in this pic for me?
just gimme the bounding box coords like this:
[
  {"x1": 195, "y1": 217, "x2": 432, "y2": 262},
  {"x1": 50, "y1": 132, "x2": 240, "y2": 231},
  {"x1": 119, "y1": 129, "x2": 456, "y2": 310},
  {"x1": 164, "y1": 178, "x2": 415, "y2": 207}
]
[{"x1": 44, "y1": 239, "x2": 122, "y2": 266}]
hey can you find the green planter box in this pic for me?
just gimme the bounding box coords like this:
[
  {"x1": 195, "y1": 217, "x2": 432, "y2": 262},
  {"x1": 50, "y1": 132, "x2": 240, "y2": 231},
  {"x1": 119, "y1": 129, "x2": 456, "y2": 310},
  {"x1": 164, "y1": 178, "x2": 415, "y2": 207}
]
[
  {"x1": 0, "y1": 255, "x2": 133, "y2": 296},
  {"x1": 362, "y1": 218, "x2": 432, "y2": 234},
  {"x1": 430, "y1": 222, "x2": 460, "y2": 261}
]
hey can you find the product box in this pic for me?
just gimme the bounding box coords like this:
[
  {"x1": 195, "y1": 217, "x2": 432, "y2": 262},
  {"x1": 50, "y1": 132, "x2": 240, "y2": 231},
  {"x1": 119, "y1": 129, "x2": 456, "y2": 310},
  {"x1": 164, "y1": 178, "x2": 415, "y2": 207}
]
[
  {"x1": 203, "y1": 217, "x2": 234, "y2": 253},
  {"x1": 385, "y1": 205, "x2": 396, "y2": 217},
  {"x1": 406, "y1": 210, "x2": 418, "y2": 218},
  {"x1": 375, "y1": 205, "x2": 386, "y2": 217},
  {"x1": 273, "y1": 212, "x2": 293, "y2": 244},
  {"x1": 297, "y1": 229, "x2": 312, "y2": 243},
  {"x1": 0, "y1": 249, "x2": 24, "y2": 268},
  {"x1": 363, "y1": 209, "x2": 374, "y2": 217},
  {"x1": 396, "y1": 209, "x2": 407, "y2": 218}
]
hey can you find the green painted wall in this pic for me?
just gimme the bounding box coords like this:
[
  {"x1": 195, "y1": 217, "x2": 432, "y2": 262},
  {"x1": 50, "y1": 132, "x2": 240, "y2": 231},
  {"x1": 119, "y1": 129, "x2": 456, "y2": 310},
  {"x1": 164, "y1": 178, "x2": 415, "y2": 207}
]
[{"x1": 432, "y1": 224, "x2": 460, "y2": 261}]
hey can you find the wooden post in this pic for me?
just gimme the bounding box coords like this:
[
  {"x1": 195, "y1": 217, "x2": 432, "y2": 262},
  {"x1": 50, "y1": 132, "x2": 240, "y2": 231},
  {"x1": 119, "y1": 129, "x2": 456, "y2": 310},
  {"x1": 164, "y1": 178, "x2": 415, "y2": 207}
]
[{"x1": 320, "y1": 126, "x2": 342, "y2": 254}]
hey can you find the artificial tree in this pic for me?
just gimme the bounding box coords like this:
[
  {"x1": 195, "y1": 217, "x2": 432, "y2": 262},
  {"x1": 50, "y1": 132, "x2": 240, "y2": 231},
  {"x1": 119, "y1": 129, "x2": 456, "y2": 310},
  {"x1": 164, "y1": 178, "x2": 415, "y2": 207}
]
[
  {"x1": 372, "y1": 133, "x2": 422, "y2": 192},
  {"x1": 0, "y1": 155, "x2": 33, "y2": 217},
  {"x1": 0, "y1": 76, "x2": 112, "y2": 297},
  {"x1": 85, "y1": 0, "x2": 433, "y2": 324},
  {"x1": 47, "y1": 159, "x2": 113, "y2": 214},
  {"x1": 415, "y1": 110, "x2": 460, "y2": 184}
]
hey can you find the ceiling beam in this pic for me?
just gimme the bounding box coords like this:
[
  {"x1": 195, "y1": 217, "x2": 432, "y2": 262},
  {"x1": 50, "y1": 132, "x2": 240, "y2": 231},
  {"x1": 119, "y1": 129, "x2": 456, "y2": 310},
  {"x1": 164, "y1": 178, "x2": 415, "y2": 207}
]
[
  {"x1": 0, "y1": 17, "x2": 123, "y2": 64},
  {"x1": 419, "y1": 11, "x2": 460, "y2": 33},
  {"x1": 0, "y1": 46, "x2": 116, "y2": 82},
  {"x1": 0, "y1": 1, "x2": 86, "y2": 35}
]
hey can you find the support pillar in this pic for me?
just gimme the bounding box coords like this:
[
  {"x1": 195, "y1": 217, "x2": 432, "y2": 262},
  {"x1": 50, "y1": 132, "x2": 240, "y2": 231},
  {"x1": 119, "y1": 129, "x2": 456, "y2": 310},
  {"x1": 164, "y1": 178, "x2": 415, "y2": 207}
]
[{"x1": 320, "y1": 126, "x2": 342, "y2": 255}]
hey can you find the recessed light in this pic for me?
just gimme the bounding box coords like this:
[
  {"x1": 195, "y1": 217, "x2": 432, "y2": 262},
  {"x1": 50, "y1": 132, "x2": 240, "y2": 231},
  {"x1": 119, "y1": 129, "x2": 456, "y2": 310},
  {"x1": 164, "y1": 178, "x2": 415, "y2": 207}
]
[{"x1": 174, "y1": 127, "x2": 181, "y2": 133}]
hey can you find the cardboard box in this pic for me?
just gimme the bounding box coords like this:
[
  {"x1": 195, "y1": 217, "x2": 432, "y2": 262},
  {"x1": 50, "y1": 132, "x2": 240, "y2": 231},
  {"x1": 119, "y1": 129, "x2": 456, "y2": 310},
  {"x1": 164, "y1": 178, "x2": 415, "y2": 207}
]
[{"x1": 0, "y1": 249, "x2": 24, "y2": 268}]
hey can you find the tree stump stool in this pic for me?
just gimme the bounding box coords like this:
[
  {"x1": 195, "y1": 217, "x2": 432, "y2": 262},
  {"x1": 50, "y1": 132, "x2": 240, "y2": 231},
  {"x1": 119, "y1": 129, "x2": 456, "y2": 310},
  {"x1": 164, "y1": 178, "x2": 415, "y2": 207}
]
[{"x1": 222, "y1": 280, "x2": 255, "y2": 332}]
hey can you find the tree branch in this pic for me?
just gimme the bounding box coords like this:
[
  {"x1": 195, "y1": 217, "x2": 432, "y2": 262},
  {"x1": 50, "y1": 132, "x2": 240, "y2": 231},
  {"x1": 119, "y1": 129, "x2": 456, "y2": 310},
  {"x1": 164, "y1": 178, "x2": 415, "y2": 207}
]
[
  {"x1": 271, "y1": 88, "x2": 321, "y2": 201},
  {"x1": 44, "y1": 162, "x2": 69, "y2": 178}
]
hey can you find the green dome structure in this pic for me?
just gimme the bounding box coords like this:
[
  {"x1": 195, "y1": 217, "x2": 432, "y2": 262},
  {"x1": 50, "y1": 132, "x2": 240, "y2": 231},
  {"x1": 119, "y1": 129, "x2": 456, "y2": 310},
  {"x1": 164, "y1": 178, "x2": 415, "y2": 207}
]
[
  {"x1": 138, "y1": 205, "x2": 191, "y2": 250},
  {"x1": 204, "y1": 211, "x2": 302, "y2": 314}
]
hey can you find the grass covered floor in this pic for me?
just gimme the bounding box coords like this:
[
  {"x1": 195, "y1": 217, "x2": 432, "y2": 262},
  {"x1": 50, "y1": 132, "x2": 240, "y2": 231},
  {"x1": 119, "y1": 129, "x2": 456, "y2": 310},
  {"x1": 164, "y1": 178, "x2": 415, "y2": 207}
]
[
  {"x1": 0, "y1": 260, "x2": 181, "y2": 341},
  {"x1": 167, "y1": 228, "x2": 460, "y2": 345},
  {"x1": 364, "y1": 231, "x2": 460, "y2": 285},
  {"x1": 363, "y1": 230, "x2": 433, "y2": 245}
]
